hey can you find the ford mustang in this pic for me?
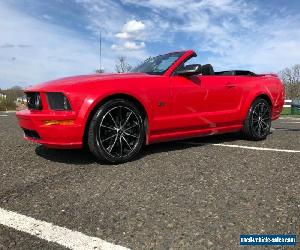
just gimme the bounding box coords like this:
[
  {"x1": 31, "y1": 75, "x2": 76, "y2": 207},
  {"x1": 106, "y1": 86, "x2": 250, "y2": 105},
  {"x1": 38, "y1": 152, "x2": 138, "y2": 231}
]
[{"x1": 16, "y1": 50, "x2": 285, "y2": 163}]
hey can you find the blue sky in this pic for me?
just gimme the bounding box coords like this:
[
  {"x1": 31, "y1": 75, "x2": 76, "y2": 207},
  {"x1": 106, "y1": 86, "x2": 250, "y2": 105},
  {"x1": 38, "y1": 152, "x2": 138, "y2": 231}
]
[{"x1": 0, "y1": 0, "x2": 300, "y2": 88}]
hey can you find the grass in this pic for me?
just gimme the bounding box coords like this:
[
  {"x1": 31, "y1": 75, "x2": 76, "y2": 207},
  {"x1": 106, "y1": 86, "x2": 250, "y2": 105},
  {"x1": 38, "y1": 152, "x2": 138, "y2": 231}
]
[
  {"x1": 281, "y1": 107, "x2": 292, "y2": 115},
  {"x1": 280, "y1": 107, "x2": 300, "y2": 117}
]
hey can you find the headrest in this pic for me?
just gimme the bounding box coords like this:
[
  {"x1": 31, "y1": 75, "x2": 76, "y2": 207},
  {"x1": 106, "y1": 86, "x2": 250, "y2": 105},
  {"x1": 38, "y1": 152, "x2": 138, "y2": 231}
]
[{"x1": 201, "y1": 64, "x2": 214, "y2": 75}]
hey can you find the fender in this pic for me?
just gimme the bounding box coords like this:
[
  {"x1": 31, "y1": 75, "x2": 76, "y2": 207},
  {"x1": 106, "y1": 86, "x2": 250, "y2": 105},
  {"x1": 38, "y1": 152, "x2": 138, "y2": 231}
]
[
  {"x1": 77, "y1": 90, "x2": 153, "y2": 144},
  {"x1": 240, "y1": 83, "x2": 274, "y2": 120}
]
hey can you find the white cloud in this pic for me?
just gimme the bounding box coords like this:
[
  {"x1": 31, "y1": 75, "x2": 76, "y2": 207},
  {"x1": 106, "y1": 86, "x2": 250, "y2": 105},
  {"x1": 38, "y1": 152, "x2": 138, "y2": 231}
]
[
  {"x1": 124, "y1": 41, "x2": 145, "y2": 50},
  {"x1": 114, "y1": 20, "x2": 146, "y2": 41},
  {"x1": 123, "y1": 20, "x2": 145, "y2": 33},
  {"x1": 111, "y1": 41, "x2": 145, "y2": 51},
  {"x1": 115, "y1": 20, "x2": 146, "y2": 40},
  {"x1": 113, "y1": 19, "x2": 146, "y2": 51},
  {"x1": 115, "y1": 32, "x2": 132, "y2": 39}
]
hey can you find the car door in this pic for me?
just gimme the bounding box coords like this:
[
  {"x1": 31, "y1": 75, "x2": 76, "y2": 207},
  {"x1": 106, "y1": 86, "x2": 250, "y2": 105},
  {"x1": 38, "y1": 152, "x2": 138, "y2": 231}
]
[
  {"x1": 170, "y1": 74, "x2": 243, "y2": 130},
  {"x1": 198, "y1": 75, "x2": 243, "y2": 125}
]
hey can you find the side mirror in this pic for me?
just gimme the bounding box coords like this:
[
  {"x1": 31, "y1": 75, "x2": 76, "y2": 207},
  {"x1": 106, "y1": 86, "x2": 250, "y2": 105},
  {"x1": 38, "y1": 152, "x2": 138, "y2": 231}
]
[{"x1": 176, "y1": 64, "x2": 202, "y2": 76}]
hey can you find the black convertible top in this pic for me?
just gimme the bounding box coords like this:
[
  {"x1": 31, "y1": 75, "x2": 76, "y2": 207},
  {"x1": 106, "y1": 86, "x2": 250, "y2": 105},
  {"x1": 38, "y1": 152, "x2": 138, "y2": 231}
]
[{"x1": 215, "y1": 70, "x2": 257, "y2": 76}]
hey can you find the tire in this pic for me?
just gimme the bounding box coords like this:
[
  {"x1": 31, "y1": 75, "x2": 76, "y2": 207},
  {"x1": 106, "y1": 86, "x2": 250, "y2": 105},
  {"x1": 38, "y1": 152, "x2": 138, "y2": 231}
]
[
  {"x1": 88, "y1": 99, "x2": 146, "y2": 164},
  {"x1": 242, "y1": 98, "x2": 272, "y2": 140}
]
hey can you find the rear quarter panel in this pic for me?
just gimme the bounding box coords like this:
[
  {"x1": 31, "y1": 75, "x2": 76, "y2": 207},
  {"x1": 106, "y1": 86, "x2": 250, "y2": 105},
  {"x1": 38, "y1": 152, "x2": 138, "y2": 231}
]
[
  {"x1": 239, "y1": 75, "x2": 284, "y2": 121},
  {"x1": 266, "y1": 76, "x2": 285, "y2": 119}
]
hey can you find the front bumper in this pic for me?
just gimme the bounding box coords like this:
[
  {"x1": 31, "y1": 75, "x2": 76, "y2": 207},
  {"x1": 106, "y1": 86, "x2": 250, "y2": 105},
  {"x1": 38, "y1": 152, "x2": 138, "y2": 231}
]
[{"x1": 16, "y1": 109, "x2": 83, "y2": 149}]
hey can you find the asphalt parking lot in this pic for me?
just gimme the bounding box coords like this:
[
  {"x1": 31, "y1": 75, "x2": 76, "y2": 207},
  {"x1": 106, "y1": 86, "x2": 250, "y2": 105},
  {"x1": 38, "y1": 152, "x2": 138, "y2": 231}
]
[{"x1": 0, "y1": 112, "x2": 299, "y2": 250}]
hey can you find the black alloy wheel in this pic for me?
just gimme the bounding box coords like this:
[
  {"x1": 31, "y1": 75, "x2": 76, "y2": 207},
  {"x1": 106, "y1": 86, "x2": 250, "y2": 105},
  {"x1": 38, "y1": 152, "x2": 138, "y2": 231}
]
[
  {"x1": 242, "y1": 98, "x2": 272, "y2": 140},
  {"x1": 88, "y1": 99, "x2": 145, "y2": 164}
]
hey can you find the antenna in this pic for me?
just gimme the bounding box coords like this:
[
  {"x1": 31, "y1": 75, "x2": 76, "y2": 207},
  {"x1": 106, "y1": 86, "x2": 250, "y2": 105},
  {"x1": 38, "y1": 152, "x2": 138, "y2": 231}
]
[{"x1": 99, "y1": 31, "x2": 102, "y2": 72}]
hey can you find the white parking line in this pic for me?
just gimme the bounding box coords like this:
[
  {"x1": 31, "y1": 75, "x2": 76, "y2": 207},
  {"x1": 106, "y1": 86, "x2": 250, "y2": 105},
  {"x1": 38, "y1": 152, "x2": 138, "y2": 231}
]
[
  {"x1": 0, "y1": 115, "x2": 8, "y2": 117},
  {"x1": 181, "y1": 142, "x2": 300, "y2": 153},
  {"x1": 209, "y1": 143, "x2": 300, "y2": 153},
  {"x1": 212, "y1": 143, "x2": 300, "y2": 153},
  {"x1": 280, "y1": 121, "x2": 300, "y2": 124},
  {"x1": 279, "y1": 117, "x2": 300, "y2": 120},
  {"x1": 3, "y1": 110, "x2": 16, "y2": 113},
  {"x1": 0, "y1": 208, "x2": 130, "y2": 250}
]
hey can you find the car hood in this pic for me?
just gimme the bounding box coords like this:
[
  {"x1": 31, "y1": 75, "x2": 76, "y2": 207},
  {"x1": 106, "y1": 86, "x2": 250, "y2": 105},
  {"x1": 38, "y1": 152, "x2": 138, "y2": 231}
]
[{"x1": 26, "y1": 72, "x2": 151, "y2": 92}]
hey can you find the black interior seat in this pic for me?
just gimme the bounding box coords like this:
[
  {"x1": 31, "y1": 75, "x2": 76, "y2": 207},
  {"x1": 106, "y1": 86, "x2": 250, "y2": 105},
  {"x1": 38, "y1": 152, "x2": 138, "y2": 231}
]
[{"x1": 201, "y1": 64, "x2": 214, "y2": 75}]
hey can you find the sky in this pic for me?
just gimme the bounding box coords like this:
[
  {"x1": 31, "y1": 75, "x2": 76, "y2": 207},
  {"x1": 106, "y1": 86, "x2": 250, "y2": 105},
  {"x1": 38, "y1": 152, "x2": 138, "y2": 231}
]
[{"x1": 0, "y1": 0, "x2": 300, "y2": 88}]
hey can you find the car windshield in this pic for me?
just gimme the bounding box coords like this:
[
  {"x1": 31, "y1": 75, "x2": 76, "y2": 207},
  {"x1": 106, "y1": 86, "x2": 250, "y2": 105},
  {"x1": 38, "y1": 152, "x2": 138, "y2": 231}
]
[{"x1": 131, "y1": 52, "x2": 185, "y2": 75}]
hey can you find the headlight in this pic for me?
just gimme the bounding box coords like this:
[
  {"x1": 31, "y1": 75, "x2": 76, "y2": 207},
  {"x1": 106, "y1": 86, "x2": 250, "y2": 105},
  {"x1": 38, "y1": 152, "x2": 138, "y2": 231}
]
[
  {"x1": 46, "y1": 92, "x2": 72, "y2": 110},
  {"x1": 26, "y1": 92, "x2": 42, "y2": 110}
]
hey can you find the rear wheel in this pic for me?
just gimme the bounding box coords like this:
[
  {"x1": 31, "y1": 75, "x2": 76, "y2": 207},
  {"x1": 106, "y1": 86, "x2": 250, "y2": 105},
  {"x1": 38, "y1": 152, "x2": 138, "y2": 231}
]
[
  {"x1": 88, "y1": 99, "x2": 145, "y2": 164},
  {"x1": 242, "y1": 98, "x2": 272, "y2": 140}
]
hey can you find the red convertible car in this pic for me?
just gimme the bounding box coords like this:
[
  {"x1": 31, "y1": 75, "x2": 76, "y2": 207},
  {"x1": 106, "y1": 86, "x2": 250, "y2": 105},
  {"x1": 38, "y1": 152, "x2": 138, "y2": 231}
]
[{"x1": 16, "y1": 50, "x2": 284, "y2": 163}]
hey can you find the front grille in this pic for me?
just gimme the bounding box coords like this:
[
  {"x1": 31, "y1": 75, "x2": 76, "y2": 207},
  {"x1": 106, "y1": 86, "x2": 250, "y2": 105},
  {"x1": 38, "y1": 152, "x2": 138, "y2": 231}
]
[
  {"x1": 26, "y1": 92, "x2": 42, "y2": 110},
  {"x1": 23, "y1": 128, "x2": 40, "y2": 139}
]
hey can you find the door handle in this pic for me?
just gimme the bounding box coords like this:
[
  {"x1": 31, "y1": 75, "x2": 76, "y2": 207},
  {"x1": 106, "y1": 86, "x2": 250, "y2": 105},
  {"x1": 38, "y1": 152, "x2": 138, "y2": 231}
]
[{"x1": 225, "y1": 82, "x2": 236, "y2": 88}]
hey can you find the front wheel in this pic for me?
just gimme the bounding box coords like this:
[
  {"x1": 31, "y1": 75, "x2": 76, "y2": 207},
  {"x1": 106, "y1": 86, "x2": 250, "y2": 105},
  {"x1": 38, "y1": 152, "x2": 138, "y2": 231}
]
[
  {"x1": 242, "y1": 98, "x2": 272, "y2": 140},
  {"x1": 88, "y1": 99, "x2": 145, "y2": 164}
]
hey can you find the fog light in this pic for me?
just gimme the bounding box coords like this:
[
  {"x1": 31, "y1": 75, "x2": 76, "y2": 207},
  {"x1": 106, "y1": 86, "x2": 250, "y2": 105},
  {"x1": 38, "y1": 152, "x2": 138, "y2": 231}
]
[{"x1": 44, "y1": 120, "x2": 74, "y2": 126}]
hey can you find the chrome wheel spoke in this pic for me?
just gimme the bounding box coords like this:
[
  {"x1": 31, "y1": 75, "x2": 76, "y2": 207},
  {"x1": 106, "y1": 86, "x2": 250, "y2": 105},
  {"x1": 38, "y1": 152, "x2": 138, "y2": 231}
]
[
  {"x1": 123, "y1": 131, "x2": 139, "y2": 139},
  {"x1": 122, "y1": 135, "x2": 132, "y2": 150},
  {"x1": 107, "y1": 135, "x2": 118, "y2": 153},
  {"x1": 124, "y1": 122, "x2": 138, "y2": 131},
  {"x1": 109, "y1": 112, "x2": 118, "y2": 128},
  {"x1": 122, "y1": 111, "x2": 132, "y2": 128},
  {"x1": 261, "y1": 120, "x2": 269, "y2": 130},
  {"x1": 101, "y1": 124, "x2": 116, "y2": 131},
  {"x1": 102, "y1": 134, "x2": 117, "y2": 142},
  {"x1": 262, "y1": 116, "x2": 270, "y2": 120},
  {"x1": 261, "y1": 120, "x2": 267, "y2": 126},
  {"x1": 262, "y1": 108, "x2": 269, "y2": 116},
  {"x1": 258, "y1": 123, "x2": 262, "y2": 136},
  {"x1": 119, "y1": 136, "x2": 123, "y2": 157}
]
